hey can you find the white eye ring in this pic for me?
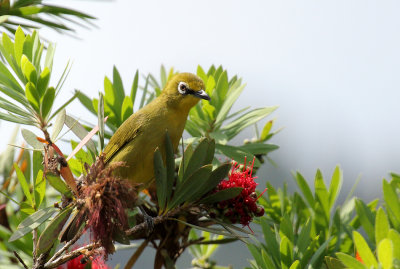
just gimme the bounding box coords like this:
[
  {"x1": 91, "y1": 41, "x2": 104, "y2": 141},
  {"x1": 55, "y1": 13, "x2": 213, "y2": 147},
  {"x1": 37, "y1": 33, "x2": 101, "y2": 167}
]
[{"x1": 178, "y1": 82, "x2": 188, "y2": 95}]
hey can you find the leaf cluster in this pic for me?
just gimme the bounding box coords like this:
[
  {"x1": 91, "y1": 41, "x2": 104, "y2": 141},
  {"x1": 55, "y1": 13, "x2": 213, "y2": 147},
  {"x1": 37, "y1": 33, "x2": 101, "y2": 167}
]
[
  {"x1": 0, "y1": 26, "x2": 75, "y2": 127},
  {"x1": 0, "y1": 0, "x2": 95, "y2": 39},
  {"x1": 246, "y1": 168, "x2": 400, "y2": 269}
]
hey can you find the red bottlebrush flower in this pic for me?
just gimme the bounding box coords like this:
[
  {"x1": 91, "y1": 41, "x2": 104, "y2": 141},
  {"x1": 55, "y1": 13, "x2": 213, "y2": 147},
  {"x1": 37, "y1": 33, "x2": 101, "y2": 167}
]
[
  {"x1": 211, "y1": 157, "x2": 267, "y2": 227},
  {"x1": 355, "y1": 251, "x2": 364, "y2": 264}
]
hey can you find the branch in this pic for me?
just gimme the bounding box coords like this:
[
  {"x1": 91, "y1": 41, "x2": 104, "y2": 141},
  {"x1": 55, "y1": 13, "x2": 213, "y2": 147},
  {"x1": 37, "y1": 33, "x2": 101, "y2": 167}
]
[
  {"x1": 44, "y1": 243, "x2": 99, "y2": 269},
  {"x1": 46, "y1": 226, "x2": 86, "y2": 264},
  {"x1": 125, "y1": 207, "x2": 182, "y2": 237}
]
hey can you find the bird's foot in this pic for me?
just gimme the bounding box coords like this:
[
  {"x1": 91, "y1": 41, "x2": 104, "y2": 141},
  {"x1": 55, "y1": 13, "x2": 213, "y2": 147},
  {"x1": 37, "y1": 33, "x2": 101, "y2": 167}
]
[{"x1": 139, "y1": 205, "x2": 154, "y2": 236}]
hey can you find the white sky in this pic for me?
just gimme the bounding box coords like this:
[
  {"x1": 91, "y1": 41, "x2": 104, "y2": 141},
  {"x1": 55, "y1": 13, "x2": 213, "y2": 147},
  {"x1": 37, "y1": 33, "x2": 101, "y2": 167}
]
[{"x1": 2, "y1": 0, "x2": 400, "y2": 267}]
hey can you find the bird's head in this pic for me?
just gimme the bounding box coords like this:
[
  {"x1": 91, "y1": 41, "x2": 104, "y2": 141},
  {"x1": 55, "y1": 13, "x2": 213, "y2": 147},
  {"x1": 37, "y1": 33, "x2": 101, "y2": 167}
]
[{"x1": 162, "y1": 73, "x2": 210, "y2": 110}]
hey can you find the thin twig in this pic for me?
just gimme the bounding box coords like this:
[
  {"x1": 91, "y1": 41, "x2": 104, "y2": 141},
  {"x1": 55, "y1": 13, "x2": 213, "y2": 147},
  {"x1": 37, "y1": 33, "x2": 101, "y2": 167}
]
[
  {"x1": 13, "y1": 251, "x2": 28, "y2": 269},
  {"x1": 44, "y1": 243, "x2": 98, "y2": 269},
  {"x1": 46, "y1": 226, "x2": 86, "y2": 264},
  {"x1": 124, "y1": 239, "x2": 149, "y2": 269}
]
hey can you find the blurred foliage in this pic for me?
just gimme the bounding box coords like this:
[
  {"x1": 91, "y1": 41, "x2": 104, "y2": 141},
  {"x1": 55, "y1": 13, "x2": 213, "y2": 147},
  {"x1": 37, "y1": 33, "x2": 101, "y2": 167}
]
[
  {"x1": 245, "y1": 168, "x2": 400, "y2": 269},
  {"x1": 0, "y1": 0, "x2": 95, "y2": 39}
]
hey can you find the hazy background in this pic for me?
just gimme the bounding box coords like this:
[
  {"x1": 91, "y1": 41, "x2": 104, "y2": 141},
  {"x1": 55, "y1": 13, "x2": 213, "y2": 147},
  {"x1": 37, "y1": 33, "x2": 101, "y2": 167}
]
[{"x1": 2, "y1": 0, "x2": 400, "y2": 267}]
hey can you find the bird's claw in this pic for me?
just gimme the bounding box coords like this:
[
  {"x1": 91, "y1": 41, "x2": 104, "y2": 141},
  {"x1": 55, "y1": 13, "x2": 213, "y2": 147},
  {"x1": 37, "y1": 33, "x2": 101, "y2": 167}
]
[{"x1": 139, "y1": 206, "x2": 154, "y2": 236}]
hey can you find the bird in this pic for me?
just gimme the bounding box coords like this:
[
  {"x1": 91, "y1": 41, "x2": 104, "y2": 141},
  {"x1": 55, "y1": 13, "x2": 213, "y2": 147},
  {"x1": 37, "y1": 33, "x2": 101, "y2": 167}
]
[{"x1": 103, "y1": 72, "x2": 210, "y2": 188}]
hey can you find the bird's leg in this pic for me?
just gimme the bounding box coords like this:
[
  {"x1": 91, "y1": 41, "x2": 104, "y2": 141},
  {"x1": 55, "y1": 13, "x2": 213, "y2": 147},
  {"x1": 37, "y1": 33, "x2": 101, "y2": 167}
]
[{"x1": 139, "y1": 205, "x2": 154, "y2": 236}]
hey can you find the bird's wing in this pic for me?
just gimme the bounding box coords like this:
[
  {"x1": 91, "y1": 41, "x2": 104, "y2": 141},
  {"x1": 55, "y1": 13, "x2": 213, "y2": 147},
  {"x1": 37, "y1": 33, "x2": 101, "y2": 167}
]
[{"x1": 103, "y1": 115, "x2": 142, "y2": 164}]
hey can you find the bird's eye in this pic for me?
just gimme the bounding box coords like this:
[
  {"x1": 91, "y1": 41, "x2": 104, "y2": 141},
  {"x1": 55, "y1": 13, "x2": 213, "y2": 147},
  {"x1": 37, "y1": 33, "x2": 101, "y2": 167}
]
[{"x1": 178, "y1": 82, "x2": 188, "y2": 95}]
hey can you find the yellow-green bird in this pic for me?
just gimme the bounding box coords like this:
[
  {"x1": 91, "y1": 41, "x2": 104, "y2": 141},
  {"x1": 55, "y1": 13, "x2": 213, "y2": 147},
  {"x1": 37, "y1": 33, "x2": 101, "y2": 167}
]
[{"x1": 103, "y1": 72, "x2": 210, "y2": 188}]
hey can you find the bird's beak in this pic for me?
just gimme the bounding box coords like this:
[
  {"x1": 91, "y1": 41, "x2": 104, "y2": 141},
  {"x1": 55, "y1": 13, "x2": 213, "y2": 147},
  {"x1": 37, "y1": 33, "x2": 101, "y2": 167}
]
[{"x1": 192, "y1": 89, "x2": 211, "y2": 101}]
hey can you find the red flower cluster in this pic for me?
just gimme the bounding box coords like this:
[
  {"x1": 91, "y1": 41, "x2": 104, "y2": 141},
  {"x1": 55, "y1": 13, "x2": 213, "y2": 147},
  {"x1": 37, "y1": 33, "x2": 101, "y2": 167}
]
[{"x1": 210, "y1": 157, "x2": 266, "y2": 226}]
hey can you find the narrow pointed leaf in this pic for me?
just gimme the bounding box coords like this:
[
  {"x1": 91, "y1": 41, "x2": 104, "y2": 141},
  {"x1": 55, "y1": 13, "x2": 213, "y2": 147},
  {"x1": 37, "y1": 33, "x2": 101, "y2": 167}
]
[
  {"x1": 36, "y1": 205, "x2": 73, "y2": 255},
  {"x1": 50, "y1": 109, "x2": 65, "y2": 141},
  {"x1": 41, "y1": 86, "x2": 55, "y2": 119},
  {"x1": 199, "y1": 187, "x2": 243, "y2": 204},
  {"x1": 14, "y1": 163, "x2": 33, "y2": 206},
  {"x1": 9, "y1": 207, "x2": 57, "y2": 242},
  {"x1": 353, "y1": 231, "x2": 378, "y2": 268},
  {"x1": 154, "y1": 148, "x2": 167, "y2": 210}
]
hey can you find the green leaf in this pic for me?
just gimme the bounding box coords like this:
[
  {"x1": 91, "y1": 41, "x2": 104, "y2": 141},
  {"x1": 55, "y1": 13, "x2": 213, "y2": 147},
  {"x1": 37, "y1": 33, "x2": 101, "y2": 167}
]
[
  {"x1": 221, "y1": 106, "x2": 278, "y2": 140},
  {"x1": 76, "y1": 90, "x2": 96, "y2": 115},
  {"x1": 260, "y1": 120, "x2": 273, "y2": 141},
  {"x1": 196, "y1": 65, "x2": 207, "y2": 83},
  {"x1": 49, "y1": 91, "x2": 78, "y2": 121},
  {"x1": 8, "y1": 207, "x2": 57, "y2": 242},
  {"x1": 239, "y1": 143, "x2": 279, "y2": 155},
  {"x1": 14, "y1": 163, "x2": 33, "y2": 207},
  {"x1": 14, "y1": 26, "x2": 25, "y2": 67},
  {"x1": 248, "y1": 244, "x2": 265, "y2": 269},
  {"x1": 335, "y1": 253, "x2": 366, "y2": 269},
  {"x1": 355, "y1": 199, "x2": 375, "y2": 243},
  {"x1": 215, "y1": 70, "x2": 229, "y2": 101},
  {"x1": 25, "y1": 82, "x2": 40, "y2": 112},
  {"x1": 289, "y1": 260, "x2": 300, "y2": 269},
  {"x1": 160, "y1": 65, "x2": 167, "y2": 88},
  {"x1": 377, "y1": 238, "x2": 393, "y2": 269},
  {"x1": 383, "y1": 179, "x2": 400, "y2": 230},
  {"x1": 195, "y1": 162, "x2": 231, "y2": 198},
  {"x1": 260, "y1": 218, "x2": 280, "y2": 266},
  {"x1": 104, "y1": 76, "x2": 121, "y2": 123},
  {"x1": 388, "y1": 229, "x2": 400, "y2": 260},
  {"x1": 98, "y1": 92, "x2": 105, "y2": 152},
  {"x1": 328, "y1": 166, "x2": 342, "y2": 210},
  {"x1": 32, "y1": 150, "x2": 42, "y2": 183},
  {"x1": 307, "y1": 237, "x2": 332, "y2": 267},
  {"x1": 154, "y1": 148, "x2": 167, "y2": 211},
  {"x1": 215, "y1": 83, "x2": 245, "y2": 125},
  {"x1": 139, "y1": 75, "x2": 149, "y2": 109},
  {"x1": 113, "y1": 65, "x2": 125, "y2": 103},
  {"x1": 261, "y1": 249, "x2": 277, "y2": 269},
  {"x1": 21, "y1": 55, "x2": 37, "y2": 83},
  {"x1": 199, "y1": 187, "x2": 243, "y2": 204},
  {"x1": 121, "y1": 96, "x2": 133, "y2": 122},
  {"x1": 34, "y1": 170, "x2": 45, "y2": 208},
  {"x1": 36, "y1": 205, "x2": 73, "y2": 255},
  {"x1": 324, "y1": 257, "x2": 346, "y2": 269},
  {"x1": 216, "y1": 144, "x2": 261, "y2": 168},
  {"x1": 64, "y1": 115, "x2": 97, "y2": 154},
  {"x1": 375, "y1": 207, "x2": 390, "y2": 245},
  {"x1": 279, "y1": 215, "x2": 294, "y2": 243},
  {"x1": 45, "y1": 173, "x2": 72, "y2": 197},
  {"x1": 41, "y1": 86, "x2": 55, "y2": 118},
  {"x1": 21, "y1": 128, "x2": 43, "y2": 150},
  {"x1": 280, "y1": 235, "x2": 293, "y2": 269},
  {"x1": 165, "y1": 132, "x2": 175, "y2": 205},
  {"x1": 353, "y1": 231, "x2": 378, "y2": 268},
  {"x1": 178, "y1": 143, "x2": 193, "y2": 181},
  {"x1": 37, "y1": 67, "x2": 50, "y2": 97},
  {"x1": 169, "y1": 165, "x2": 213, "y2": 209},
  {"x1": 50, "y1": 109, "x2": 65, "y2": 141},
  {"x1": 130, "y1": 70, "x2": 139, "y2": 106},
  {"x1": 44, "y1": 43, "x2": 55, "y2": 71},
  {"x1": 182, "y1": 138, "x2": 210, "y2": 180},
  {"x1": 314, "y1": 169, "x2": 330, "y2": 220},
  {"x1": 296, "y1": 218, "x2": 312, "y2": 255}
]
